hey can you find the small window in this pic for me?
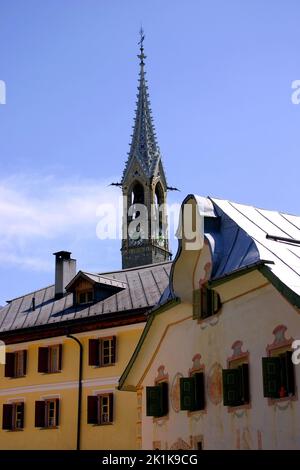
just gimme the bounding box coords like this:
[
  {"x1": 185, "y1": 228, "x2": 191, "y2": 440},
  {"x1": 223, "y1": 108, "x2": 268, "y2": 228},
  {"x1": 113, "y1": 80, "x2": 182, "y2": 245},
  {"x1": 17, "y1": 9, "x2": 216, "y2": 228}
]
[
  {"x1": 38, "y1": 345, "x2": 62, "y2": 373},
  {"x1": 48, "y1": 345, "x2": 60, "y2": 373},
  {"x1": 222, "y1": 363, "x2": 249, "y2": 407},
  {"x1": 77, "y1": 289, "x2": 94, "y2": 305},
  {"x1": 180, "y1": 372, "x2": 205, "y2": 411},
  {"x1": 87, "y1": 394, "x2": 114, "y2": 425},
  {"x1": 146, "y1": 382, "x2": 169, "y2": 418},
  {"x1": 262, "y1": 350, "x2": 295, "y2": 399},
  {"x1": 193, "y1": 286, "x2": 221, "y2": 320},
  {"x1": 5, "y1": 351, "x2": 27, "y2": 378},
  {"x1": 88, "y1": 337, "x2": 116, "y2": 367},
  {"x1": 2, "y1": 402, "x2": 24, "y2": 431},
  {"x1": 35, "y1": 399, "x2": 59, "y2": 428}
]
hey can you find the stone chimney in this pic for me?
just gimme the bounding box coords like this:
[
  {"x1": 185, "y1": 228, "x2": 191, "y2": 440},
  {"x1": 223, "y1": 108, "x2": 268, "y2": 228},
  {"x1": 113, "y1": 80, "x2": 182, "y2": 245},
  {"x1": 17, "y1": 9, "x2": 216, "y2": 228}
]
[{"x1": 53, "y1": 251, "x2": 76, "y2": 299}]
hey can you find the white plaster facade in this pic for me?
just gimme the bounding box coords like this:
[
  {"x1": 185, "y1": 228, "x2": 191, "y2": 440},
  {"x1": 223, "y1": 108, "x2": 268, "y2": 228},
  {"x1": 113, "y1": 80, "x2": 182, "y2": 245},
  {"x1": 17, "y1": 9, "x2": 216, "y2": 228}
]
[{"x1": 120, "y1": 195, "x2": 300, "y2": 450}]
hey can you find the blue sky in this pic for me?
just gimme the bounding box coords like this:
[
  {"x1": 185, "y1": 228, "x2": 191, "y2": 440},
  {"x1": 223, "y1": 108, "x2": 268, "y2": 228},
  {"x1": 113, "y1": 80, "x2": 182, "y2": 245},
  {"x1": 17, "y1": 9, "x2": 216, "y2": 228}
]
[{"x1": 0, "y1": 0, "x2": 300, "y2": 304}]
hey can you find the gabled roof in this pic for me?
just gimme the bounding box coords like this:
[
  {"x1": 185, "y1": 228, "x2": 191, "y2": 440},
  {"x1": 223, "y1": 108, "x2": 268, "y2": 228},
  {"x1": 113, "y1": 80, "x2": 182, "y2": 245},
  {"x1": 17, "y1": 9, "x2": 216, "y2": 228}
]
[
  {"x1": 0, "y1": 262, "x2": 172, "y2": 336},
  {"x1": 65, "y1": 271, "x2": 127, "y2": 291},
  {"x1": 208, "y1": 197, "x2": 300, "y2": 300}
]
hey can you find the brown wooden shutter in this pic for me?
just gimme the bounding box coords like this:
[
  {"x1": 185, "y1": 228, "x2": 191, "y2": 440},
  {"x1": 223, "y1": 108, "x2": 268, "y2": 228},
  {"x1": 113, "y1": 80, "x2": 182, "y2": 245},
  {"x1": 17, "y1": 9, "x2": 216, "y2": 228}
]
[
  {"x1": 87, "y1": 396, "x2": 98, "y2": 424},
  {"x1": 35, "y1": 401, "x2": 46, "y2": 427},
  {"x1": 5, "y1": 352, "x2": 15, "y2": 378},
  {"x1": 2, "y1": 404, "x2": 12, "y2": 430},
  {"x1": 58, "y1": 345, "x2": 63, "y2": 371},
  {"x1": 88, "y1": 339, "x2": 100, "y2": 366},
  {"x1": 55, "y1": 398, "x2": 60, "y2": 426},
  {"x1": 38, "y1": 347, "x2": 49, "y2": 373},
  {"x1": 111, "y1": 336, "x2": 116, "y2": 364},
  {"x1": 22, "y1": 350, "x2": 27, "y2": 376},
  {"x1": 109, "y1": 393, "x2": 114, "y2": 423}
]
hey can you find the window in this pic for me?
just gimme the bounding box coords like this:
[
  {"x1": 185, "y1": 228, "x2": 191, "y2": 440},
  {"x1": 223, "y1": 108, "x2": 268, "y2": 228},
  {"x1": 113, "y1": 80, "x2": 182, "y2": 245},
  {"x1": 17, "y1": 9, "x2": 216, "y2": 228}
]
[
  {"x1": 4, "y1": 350, "x2": 27, "y2": 378},
  {"x1": 146, "y1": 382, "x2": 169, "y2": 418},
  {"x1": 193, "y1": 286, "x2": 221, "y2": 320},
  {"x1": 222, "y1": 364, "x2": 249, "y2": 407},
  {"x1": 88, "y1": 337, "x2": 116, "y2": 367},
  {"x1": 2, "y1": 402, "x2": 24, "y2": 431},
  {"x1": 38, "y1": 345, "x2": 62, "y2": 373},
  {"x1": 262, "y1": 350, "x2": 295, "y2": 399},
  {"x1": 77, "y1": 289, "x2": 94, "y2": 305},
  {"x1": 35, "y1": 399, "x2": 59, "y2": 428},
  {"x1": 87, "y1": 394, "x2": 114, "y2": 425},
  {"x1": 180, "y1": 373, "x2": 205, "y2": 411}
]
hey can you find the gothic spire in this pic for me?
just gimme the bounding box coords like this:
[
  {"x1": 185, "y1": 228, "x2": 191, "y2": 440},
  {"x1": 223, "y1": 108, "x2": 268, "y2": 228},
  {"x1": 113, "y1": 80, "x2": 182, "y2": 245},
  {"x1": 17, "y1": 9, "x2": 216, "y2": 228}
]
[{"x1": 122, "y1": 29, "x2": 163, "y2": 183}]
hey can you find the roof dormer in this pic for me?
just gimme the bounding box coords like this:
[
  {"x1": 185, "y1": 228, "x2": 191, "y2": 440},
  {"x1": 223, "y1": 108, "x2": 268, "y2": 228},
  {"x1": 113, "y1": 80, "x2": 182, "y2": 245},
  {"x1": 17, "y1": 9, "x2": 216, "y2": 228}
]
[{"x1": 65, "y1": 271, "x2": 127, "y2": 306}]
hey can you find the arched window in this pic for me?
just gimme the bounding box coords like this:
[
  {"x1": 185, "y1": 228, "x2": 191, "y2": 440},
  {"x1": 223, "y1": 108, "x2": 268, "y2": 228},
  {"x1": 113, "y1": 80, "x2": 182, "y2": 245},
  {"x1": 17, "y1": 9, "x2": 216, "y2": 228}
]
[{"x1": 154, "y1": 182, "x2": 164, "y2": 238}]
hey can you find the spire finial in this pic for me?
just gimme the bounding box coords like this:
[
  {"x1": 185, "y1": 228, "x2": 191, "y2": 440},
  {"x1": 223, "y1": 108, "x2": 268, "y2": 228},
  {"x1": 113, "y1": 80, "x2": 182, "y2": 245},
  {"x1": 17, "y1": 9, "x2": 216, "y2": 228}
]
[{"x1": 138, "y1": 27, "x2": 146, "y2": 65}]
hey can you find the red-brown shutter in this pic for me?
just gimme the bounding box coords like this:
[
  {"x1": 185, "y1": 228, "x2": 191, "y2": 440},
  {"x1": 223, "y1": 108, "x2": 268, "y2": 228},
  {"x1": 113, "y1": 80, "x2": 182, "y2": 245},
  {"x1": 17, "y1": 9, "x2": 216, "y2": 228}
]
[
  {"x1": 111, "y1": 336, "x2": 116, "y2": 364},
  {"x1": 35, "y1": 401, "x2": 46, "y2": 427},
  {"x1": 87, "y1": 396, "x2": 98, "y2": 424},
  {"x1": 109, "y1": 393, "x2": 114, "y2": 423},
  {"x1": 38, "y1": 347, "x2": 49, "y2": 373},
  {"x1": 2, "y1": 404, "x2": 12, "y2": 430},
  {"x1": 55, "y1": 398, "x2": 60, "y2": 426},
  {"x1": 22, "y1": 350, "x2": 27, "y2": 376},
  {"x1": 5, "y1": 353, "x2": 15, "y2": 378},
  {"x1": 58, "y1": 345, "x2": 63, "y2": 371},
  {"x1": 19, "y1": 402, "x2": 25, "y2": 429},
  {"x1": 88, "y1": 339, "x2": 100, "y2": 366}
]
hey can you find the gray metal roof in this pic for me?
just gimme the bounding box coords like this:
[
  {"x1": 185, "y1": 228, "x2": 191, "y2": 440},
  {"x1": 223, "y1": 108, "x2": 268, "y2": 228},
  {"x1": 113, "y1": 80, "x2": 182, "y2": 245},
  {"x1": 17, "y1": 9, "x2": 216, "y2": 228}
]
[
  {"x1": 0, "y1": 262, "x2": 171, "y2": 333},
  {"x1": 199, "y1": 196, "x2": 300, "y2": 297}
]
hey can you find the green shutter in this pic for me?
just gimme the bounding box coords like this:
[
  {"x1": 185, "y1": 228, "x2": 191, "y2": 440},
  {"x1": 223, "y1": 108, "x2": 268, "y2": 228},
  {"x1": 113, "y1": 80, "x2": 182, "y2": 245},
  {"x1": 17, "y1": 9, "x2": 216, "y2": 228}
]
[
  {"x1": 192, "y1": 289, "x2": 201, "y2": 319},
  {"x1": 146, "y1": 386, "x2": 161, "y2": 417},
  {"x1": 180, "y1": 377, "x2": 195, "y2": 411},
  {"x1": 160, "y1": 382, "x2": 169, "y2": 416},
  {"x1": 262, "y1": 357, "x2": 281, "y2": 398},
  {"x1": 146, "y1": 383, "x2": 168, "y2": 417},
  {"x1": 239, "y1": 364, "x2": 249, "y2": 404},
  {"x1": 194, "y1": 372, "x2": 205, "y2": 410},
  {"x1": 201, "y1": 287, "x2": 209, "y2": 318},
  {"x1": 222, "y1": 368, "x2": 241, "y2": 406},
  {"x1": 280, "y1": 351, "x2": 295, "y2": 396}
]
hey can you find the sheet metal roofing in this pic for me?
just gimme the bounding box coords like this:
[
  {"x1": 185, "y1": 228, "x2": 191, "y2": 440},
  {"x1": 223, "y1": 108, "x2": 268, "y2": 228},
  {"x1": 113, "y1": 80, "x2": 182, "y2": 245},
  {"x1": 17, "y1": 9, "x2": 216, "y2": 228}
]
[
  {"x1": 205, "y1": 197, "x2": 300, "y2": 297},
  {"x1": 0, "y1": 262, "x2": 171, "y2": 333}
]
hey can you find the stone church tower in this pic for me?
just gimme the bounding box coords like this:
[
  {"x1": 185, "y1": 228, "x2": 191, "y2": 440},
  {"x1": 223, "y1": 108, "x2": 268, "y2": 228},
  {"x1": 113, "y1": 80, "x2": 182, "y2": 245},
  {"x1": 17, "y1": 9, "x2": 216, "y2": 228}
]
[{"x1": 121, "y1": 32, "x2": 172, "y2": 269}]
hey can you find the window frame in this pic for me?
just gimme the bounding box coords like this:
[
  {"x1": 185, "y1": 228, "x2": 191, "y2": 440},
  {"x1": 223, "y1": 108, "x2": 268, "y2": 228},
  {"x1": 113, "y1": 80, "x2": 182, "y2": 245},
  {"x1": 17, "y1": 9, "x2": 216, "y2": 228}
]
[
  {"x1": 2, "y1": 402, "x2": 24, "y2": 431},
  {"x1": 12, "y1": 402, "x2": 24, "y2": 430},
  {"x1": 87, "y1": 393, "x2": 114, "y2": 425},
  {"x1": 88, "y1": 337, "x2": 116, "y2": 367},
  {"x1": 77, "y1": 289, "x2": 94, "y2": 305},
  {"x1": 45, "y1": 399, "x2": 58, "y2": 428},
  {"x1": 193, "y1": 285, "x2": 221, "y2": 321},
  {"x1": 48, "y1": 345, "x2": 60, "y2": 373},
  {"x1": 263, "y1": 347, "x2": 296, "y2": 402}
]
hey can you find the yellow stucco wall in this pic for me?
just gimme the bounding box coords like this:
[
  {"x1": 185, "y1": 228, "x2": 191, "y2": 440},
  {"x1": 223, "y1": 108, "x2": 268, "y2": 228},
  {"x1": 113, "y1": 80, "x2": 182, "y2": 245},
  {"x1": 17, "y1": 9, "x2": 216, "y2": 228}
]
[{"x1": 0, "y1": 324, "x2": 143, "y2": 449}]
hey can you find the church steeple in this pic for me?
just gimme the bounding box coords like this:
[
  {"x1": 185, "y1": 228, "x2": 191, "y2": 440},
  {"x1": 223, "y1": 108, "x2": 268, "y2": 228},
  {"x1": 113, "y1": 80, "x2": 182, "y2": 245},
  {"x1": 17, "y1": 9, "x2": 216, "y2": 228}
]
[
  {"x1": 121, "y1": 30, "x2": 171, "y2": 269},
  {"x1": 122, "y1": 29, "x2": 164, "y2": 184}
]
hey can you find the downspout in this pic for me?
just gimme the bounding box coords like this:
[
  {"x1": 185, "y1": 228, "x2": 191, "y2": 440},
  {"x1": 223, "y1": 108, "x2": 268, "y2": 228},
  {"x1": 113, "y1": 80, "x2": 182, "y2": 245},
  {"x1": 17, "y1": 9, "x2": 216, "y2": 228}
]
[{"x1": 66, "y1": 333, "x2": 83, "y2": 451}]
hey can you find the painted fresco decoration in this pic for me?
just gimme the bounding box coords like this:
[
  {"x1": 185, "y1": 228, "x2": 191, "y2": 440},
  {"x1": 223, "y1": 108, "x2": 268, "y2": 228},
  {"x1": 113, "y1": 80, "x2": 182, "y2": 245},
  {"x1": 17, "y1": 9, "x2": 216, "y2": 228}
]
[{"x1": 207, "y1": 363, "x2": 223, "y2": 405}]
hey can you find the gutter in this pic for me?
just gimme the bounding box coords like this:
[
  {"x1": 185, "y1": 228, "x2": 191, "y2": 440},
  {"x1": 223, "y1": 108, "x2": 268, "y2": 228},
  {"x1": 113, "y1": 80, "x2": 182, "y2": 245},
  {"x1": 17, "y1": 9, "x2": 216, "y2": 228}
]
[
  {"x1": 208, "y1": 260, "x2": 274, "y2": 288},
  {"x1": 66, "y1": 333, "x2": 83, "y2": 451}
]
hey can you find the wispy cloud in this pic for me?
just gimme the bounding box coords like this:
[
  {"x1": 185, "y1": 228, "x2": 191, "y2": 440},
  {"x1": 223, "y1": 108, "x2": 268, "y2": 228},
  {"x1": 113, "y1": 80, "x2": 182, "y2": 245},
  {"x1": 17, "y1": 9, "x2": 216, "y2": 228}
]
[{"x1": 0, "y1": 173, "x2": 121, "y2": 271}]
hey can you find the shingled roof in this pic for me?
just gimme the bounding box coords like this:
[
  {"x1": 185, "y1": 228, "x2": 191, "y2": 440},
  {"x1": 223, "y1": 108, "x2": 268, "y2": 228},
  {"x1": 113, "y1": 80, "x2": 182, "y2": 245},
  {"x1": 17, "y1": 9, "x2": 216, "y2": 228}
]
[{"x1": 0, "y1": 261, "x2": 171, "y2": 336}]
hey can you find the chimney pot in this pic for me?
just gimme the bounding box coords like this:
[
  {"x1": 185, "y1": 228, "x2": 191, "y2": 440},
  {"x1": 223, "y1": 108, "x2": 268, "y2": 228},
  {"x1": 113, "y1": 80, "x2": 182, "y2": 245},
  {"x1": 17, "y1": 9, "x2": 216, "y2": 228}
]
[{"x1": 53, "y1": 251, "x2": 76, "y2": 299}]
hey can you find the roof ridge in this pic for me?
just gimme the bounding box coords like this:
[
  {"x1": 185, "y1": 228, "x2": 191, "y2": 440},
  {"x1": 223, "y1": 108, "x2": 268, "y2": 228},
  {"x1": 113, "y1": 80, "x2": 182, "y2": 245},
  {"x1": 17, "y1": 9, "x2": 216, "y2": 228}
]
[
  {"x1": 99, "y1": 260, "x2": 172, "y2": 276},
  {"x1": 6, "y1": 284, "x2": 54, "y2": 304}
]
